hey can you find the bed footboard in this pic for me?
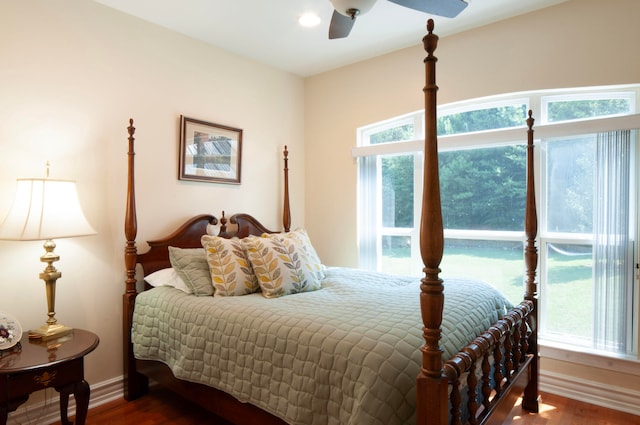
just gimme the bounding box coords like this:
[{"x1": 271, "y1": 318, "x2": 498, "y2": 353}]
[
  {"x1": 416, "y1": 21, "x2": 539, "y2": 425},
  {"x1": 444, "y1": 300, "x2": 534, "y2": 424}
]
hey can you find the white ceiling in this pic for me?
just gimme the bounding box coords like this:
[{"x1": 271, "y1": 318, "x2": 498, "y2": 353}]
[{"x1": 93, "y1": 0, "x2": 567, "y2": 77}]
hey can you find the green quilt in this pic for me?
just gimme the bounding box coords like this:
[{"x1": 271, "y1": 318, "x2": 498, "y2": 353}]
[{"x1": 132, "y1": 267, "x2": 512, "y2": 425}]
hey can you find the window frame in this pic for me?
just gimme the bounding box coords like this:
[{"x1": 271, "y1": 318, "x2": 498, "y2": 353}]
[{"x1": 354, "y1": 85, "x2": 640, "y2": 361}]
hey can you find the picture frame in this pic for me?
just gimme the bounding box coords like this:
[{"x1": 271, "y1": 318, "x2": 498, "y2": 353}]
[{"x1": 179, "y1": 116, "x2": 243, "y2": 184}]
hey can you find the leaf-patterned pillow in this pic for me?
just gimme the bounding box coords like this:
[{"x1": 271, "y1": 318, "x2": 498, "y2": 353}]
[
  {"x1": 242, "y1": 233, "x2": 323, "y2": 298},
  {"x1": 280, "y1": 229, "x2": 325, "y2": 280},
  {"x1": 201, "y1": 235, "x2": 260, "y2": 297}
]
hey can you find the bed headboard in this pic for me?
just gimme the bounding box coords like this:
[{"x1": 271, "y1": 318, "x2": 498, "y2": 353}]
[
  {"x1": 136, "y1": 214, "x2": 217, "y2": 276},
  {"x1": 123, "y1": 118, "x2": 291, "y2": 281},
  {"x1": 132, "y1": 210, "x2": 287, "y2": 278}
]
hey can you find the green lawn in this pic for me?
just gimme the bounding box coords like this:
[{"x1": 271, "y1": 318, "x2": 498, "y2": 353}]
[{"x1": 381, "y1": 242, "x2": 593, "y2": 339}]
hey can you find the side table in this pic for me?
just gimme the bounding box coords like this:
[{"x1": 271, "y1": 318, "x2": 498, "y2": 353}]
[{"x1": 0, "y1": 329, "x2": 99, "y2": 425}]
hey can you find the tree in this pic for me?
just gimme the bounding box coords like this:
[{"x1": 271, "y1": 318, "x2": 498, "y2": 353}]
[{"x1": 439, "y1": 145, "x2": 526, "y2": 231}]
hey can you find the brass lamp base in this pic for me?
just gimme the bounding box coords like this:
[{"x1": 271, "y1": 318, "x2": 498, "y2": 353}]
[
  {"x1": 28, "y1": 323, "x2": 73, "y2": 341},
  {"x1": 28, "y1": 239, "x2": 74, "y2": 342}
]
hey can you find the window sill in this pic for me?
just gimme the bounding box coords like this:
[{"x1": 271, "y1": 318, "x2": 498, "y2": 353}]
[{"x1": 540, "y1": 339, "x2": 640, "y2": 376}]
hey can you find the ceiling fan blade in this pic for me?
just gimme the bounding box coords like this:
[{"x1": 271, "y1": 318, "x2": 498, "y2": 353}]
[
  {"x1": 329, "y1": 9, "x2": 356, "y2": 39},
  {"x1": 387, "y1": 0, "x2": 468, "y2": 18}
]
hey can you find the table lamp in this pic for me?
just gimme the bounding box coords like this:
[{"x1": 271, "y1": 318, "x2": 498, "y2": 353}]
[{"x1": 0, "y1": 171, "x2": 95, "y2": 340}]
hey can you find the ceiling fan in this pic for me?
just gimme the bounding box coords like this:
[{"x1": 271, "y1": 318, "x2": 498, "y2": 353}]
[{"x1": 328, "y1": 0, "x2": 468, "y2": 39}]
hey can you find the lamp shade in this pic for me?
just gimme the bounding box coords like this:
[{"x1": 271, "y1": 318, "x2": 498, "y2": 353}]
[{"x1": 0, "y1": 178, "x2": 96, "y2": 241}]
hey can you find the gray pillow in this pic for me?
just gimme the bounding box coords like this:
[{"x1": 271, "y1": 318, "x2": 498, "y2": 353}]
[{"x1": 168, "y1": 246, "x2": 213, "y2": 296}]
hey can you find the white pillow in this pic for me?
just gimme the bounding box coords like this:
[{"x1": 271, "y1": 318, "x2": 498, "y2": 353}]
[{"x1": 144, "y1": 268, "x2": 193, "y2": 294}]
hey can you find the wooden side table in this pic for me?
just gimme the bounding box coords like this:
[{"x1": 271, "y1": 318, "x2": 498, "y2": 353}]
[{"x1": 0, "y1": 329, "x2": 99, "y2": 425}]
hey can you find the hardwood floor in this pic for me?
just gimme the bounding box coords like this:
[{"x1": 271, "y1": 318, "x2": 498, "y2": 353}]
[
  {"x1": 504, "y1": 392, "x2": 640, "y2": 425},
  {"x1": 52, "y1": 388, "x2": 640, "y2": 425}
]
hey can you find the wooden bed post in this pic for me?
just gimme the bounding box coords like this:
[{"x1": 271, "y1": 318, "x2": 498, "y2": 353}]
[
  {"x1": 122, "y1": 118, "x2": 148, "y2": 400},
  {"x1": 282, "y1": 146, "x2": 291, "y2": 232},
  {"x1": 416, "y1": 19, "x2": 448, "y2": 425},
  {"x1": 124, "y1": 118, "x2": 137, "y2": 298},
  {"x1": 522, "y1": 110, "x2": 540, "y2": 412}
]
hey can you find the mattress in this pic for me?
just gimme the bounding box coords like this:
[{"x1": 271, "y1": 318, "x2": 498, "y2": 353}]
[{"x1": 132, "y1": 267, "x2": 512, "y2": 425}]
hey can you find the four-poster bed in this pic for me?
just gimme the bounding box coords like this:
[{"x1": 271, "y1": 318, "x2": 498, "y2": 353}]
[{"x1": 122, "y1": 20, "x2": 539, "y2": 425}]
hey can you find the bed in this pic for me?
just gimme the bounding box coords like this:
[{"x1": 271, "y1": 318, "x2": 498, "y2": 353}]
[{"x1": 122, "y1": 19, "x2": 539, "y2": 425}]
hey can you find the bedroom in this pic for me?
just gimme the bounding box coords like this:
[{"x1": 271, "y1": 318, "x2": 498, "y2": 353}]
[{"x1": 0, "y1": 0, "x2": 638, "y2": 423}]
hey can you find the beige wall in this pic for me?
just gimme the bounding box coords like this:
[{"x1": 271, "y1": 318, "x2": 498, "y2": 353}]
[
  {"x1": 304, "y1": 0, "x2": 640, "y2": 395},
  {"x1": 0, "y1": 0, "x2": 304, "y2": 390}
]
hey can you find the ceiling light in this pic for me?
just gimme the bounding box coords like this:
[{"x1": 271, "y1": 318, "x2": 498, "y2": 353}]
[
  {"x1": 298, "y1": 12, "x2": 321, "y2": 27},
  {"x1": 330, "y1": 0, "x2": 377, "y2": 16}
]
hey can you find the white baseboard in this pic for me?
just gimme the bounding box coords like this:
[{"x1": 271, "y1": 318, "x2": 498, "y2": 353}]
[
  {"x1": 8, "y1": 376, "x2": 123, "y2": 424},
  {"x1": 540, "y1": 369, "x2": 640, "y2": 416}
]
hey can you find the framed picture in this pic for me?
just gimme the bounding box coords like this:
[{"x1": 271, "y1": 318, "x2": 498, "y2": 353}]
[{"x1": 179, "y1": 116, "x2": 243, "y2": 184}]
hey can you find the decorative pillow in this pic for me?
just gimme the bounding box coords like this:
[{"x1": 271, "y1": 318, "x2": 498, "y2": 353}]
[
  {"x1": 144, "y1": 267, "x2": 193, "y2": 294},
  {"x1": 242, "y1": 231, "x2": 323, "y2": 298},
  {"x1": 168, "y1": 246, "x2": 213, "y2": 296},
  {"x1": 201, "y1": 235, "x2": 260, "y2": 296},
  {"x1": 280, "y1": 228, "x2": 325, "y2": 279}
]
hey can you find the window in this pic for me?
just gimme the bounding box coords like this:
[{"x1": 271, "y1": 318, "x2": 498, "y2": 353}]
[
  {"x1": 541, "y1": 131, "x2": 635, "y2": 352},
  {"x1": 354, "y1": 85, "x2": 640, "y2": 357}
]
